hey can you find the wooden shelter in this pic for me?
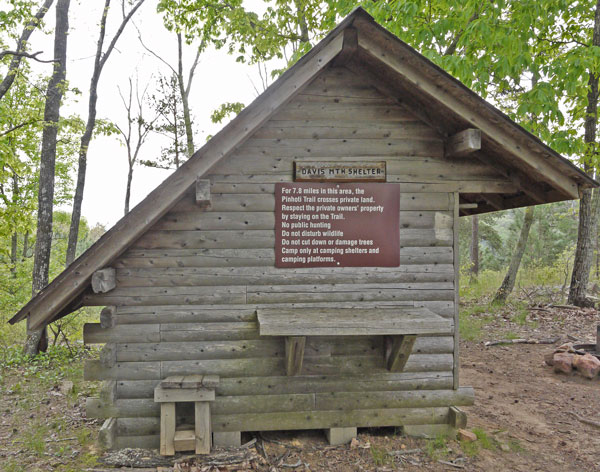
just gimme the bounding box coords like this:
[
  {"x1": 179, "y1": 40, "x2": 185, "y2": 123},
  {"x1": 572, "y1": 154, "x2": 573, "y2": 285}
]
[{"x1": 10, "y1": 8, "x2": 597, "y2": 451}]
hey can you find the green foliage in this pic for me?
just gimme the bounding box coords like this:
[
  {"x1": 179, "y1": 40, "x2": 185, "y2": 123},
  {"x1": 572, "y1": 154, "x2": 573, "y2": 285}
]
[
  {"x1": 211, "y1": 101, "x2": 245, "y2": 124},
  {"x1": 459, "y1": 304, "x2": 494, "y2": 342}
]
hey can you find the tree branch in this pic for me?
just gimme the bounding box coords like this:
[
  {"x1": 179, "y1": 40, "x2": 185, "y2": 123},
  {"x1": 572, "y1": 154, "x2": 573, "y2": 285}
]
[
  {"x1": 0, "y1": 50, "x2": 56, "y2": 63},
  {"x1": 0, "y1": 119, "x2": 41, "y2": 137},
  {"x1": 0, "y1": 0, "x2": 55, "y2": 101}
]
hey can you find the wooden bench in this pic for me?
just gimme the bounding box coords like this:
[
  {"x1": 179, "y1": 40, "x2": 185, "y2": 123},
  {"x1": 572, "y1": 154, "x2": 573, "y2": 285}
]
[
  {"x1": 154, "y1": 375, "x2": 219, "y2": 455},
  {"x1": 257, "y1": 307, "x2": 451, "y2": 376}
]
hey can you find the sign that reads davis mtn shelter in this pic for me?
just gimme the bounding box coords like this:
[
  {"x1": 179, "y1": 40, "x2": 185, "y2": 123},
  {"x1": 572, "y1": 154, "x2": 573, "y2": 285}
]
[
  {"x1": 294, "y1": 161, "x2": 386, "y2": 182},
  {"x1": 275, "y1": 182, "x2": 399, "y2": 268}
]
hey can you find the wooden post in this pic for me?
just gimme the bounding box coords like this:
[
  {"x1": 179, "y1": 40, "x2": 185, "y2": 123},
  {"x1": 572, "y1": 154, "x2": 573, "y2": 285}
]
[
  {"x1": 385, "y1": 335, "x2": 417, "y2": 372},
  {"x1": 195, "y1": 402, "x2": 211, "y2": 454},
  {"x1": 160, "y1": 402, "x2": 176, "y2": 456},
  {"x1": 285, "y1": 336, "x2": 306, "y2": 376},
  {"x1": 325, "y1": 427, "x2": 357, "y2": 445},
  {"x1": 91, "y1": 268, "x2": 116, "y2": 294}
]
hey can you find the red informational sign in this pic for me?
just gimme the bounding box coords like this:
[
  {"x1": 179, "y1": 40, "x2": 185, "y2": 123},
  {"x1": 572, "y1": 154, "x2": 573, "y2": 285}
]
[{"x1": 275, "y1": 182, "x2": 400, "y2": 268}]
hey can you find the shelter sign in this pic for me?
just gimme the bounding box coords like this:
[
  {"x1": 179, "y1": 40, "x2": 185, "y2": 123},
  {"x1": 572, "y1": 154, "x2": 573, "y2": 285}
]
[{"x1": 275, "y1": 182, "x2": 399, "y2": 268}]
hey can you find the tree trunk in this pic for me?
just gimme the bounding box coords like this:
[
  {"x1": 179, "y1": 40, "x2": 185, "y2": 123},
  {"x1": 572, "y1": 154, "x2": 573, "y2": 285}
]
[
  {"x1": 26, "y1": 0, "x2": 70, "y2": 356},
  {"x1": 65, "y1": 0, "x2": 146, "y2": 267},
  {"x1": 124, "y1": 163, "x2": 133, "y2": 215},
  {"x1": 0, "y1": 0, "x2": 55, "y2": 101},
  {"x1": 470, "y1": 214, "x2": 479, "y2": 276},
  {"x1": 568, "y1": 0, "x2": 600, "y2": 307},
  {"x1": 22, "y1": 231, "x2": 30, "y2": 261},
  {"x1": 10, "y1": 232, "x2": 18, "y2": 276},
  {"x1": 493, "y1": 206, "x2": 535, "y2": 304},
  {"x1": 176, "y1": 32, "x2": 195, "y2": 158}
]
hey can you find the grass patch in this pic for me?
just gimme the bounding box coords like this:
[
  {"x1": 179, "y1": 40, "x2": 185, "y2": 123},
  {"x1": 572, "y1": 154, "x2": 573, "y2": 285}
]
[
  {"x1": 425, "y1": 435, "x2": 449, "y2": 460},
  {"x1": 21, "y1": 425, "x2": 48, "y2": 456},
  {"x1": 370, "y1": 446, "x2": 392, "y2": 466},
  {"x1": 459, "y1": 305, "x2": 494, "y2": 341},
  {"x1": 473, "y1": 428, "x2": 497, "y2": 450}
]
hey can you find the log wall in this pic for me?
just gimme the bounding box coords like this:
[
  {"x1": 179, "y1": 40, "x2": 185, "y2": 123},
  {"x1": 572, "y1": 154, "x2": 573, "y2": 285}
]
[{"x1": 84, "y1": 65, "x2": 484, "y2": 447}]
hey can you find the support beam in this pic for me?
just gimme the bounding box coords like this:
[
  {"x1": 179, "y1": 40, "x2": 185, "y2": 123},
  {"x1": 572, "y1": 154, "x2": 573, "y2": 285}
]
[
  {"x1": 326, "y1": 427, "x2": 357, "y2": 445},
  {"x1": 445, "y1": 129, "x2": 481, "y2": 158},
  {"x1": 91, "y1": 268, "x2": 116, "y2": 294},
  {"x1": 332, "y1": 27, "x2": 358, "y2": 67},
  {"x1": 195, "y1": 402, "x2": 211, "y2": 454},
  {"x1": 285, "y1": 336, "x2": 306, "y2": 376},
  {"x1": 98, "y1": 418, "x2": 116, "y2": 450},
  {"x1": 449, "y1": 406, "x2": 467, "y2": 429},
  {"x1": 458, "y1": 203, "x2": 478, "y2": 210},
  {"x1": 479, "y1": 194, "x2": 504, "y2": 211},
  {"x1": 196, "y1": 178, "x2": 211, "y2": 207},
  {"x1": 385, "y1": 335, "x2": 417, "y2": 372}
]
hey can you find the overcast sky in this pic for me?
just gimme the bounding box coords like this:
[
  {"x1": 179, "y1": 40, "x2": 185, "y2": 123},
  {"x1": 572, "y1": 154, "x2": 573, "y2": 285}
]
[{"x1": 26, "y1": 0, "x2": 280, "y2": 228}]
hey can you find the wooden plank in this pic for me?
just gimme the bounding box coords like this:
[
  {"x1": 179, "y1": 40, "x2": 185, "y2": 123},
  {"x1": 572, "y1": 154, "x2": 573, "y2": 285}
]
[
  {"x1": 152, "y1": 209, "x2": 451, "y2": 232},
  {"x1": 195, "y1": 402, "x2": 211, "y2": 454},
  {"x1": 85, "y1": 360, "x2": 161, "y2": 381},
  {"x1": 315, "y1": 387, "x2": 474, "y2": 411},
  {"x1": 19, "y1": 23, "x2": 346, "y2": 332},
  {"x1": 160, "y1": 375, "x2": 185, "y2": 389},
  {"x1": 445, "y1": 129, "x2": 481, "y2": 158},
  {"x1": 114, "y1": 267, "x2": 454, "y2": 288},
  {"x1": 207, "y1": 178, "x2": 516, "y2": 194},
  {"x1": 285, "y1": 336, "x2": 306, "y2": 376},
  {"x1": 258, "y1": 307, "x2": 451, "y2": 336},
  {"x1": 180, "y1": 374, "x2": 206, "y2": 389},
  {"x1": 83, "y1": 285, "x2": 246, "y2": 306},
  {"x1": 174, "y1": 430, "x2": 195, "y2": 452},
  {"x1": 169, "y1": 192, "x2": 452, "y2": 213},
  {"x1": 116, "y1": 372, "x2": 454, "y2": 399},
  {"x1": 212, "y1": 407, "x2": 451, "y2": 432},
  {"x1": 160, "y1": 402, "x2": 176, "y2": 455},
  {"x1": 115, "y1": 247, "x2": 453, "y2": 268},
  {"x1": 385, "y1": 335, "x2": 417, "y2": 371},
  {"x1": 83, "y1": 323, "x2": 160, "y2": 344},
  {"x1": 154, "y1": 387, "x2": 215, "y2": 403}
]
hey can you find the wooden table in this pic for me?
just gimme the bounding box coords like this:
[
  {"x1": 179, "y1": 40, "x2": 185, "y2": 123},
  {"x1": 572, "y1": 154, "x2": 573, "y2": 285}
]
[{"x1": 257, "y1": 307, "x2": 452, "y2": 375}]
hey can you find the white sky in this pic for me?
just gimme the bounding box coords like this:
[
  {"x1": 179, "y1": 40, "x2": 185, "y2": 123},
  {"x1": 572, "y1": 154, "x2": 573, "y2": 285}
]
[{"x1": 24, "y1": 0, "x2": 281, "y2": 228}]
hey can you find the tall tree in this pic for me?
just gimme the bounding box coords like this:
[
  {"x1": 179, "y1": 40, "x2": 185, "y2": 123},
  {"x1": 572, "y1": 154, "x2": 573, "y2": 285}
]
[
  {"x1": 0, "y1": 0, "x2": 55, "y2": 101},
  {"x1": 493, "y1": 207, "x2": 535, "y2": 304},
  {"x1": 65, "y1": 0, "x2": 146, "y2": 267},
  {"x1": 26, "y1": 0, "x2": 70, "y2": 356},
  {"x1": 569, "y1": 0, "x2": 600, "y2": 307}
]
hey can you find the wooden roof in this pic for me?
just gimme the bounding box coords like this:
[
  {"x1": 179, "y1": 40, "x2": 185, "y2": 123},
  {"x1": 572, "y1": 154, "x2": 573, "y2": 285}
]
[{"x1": 10, "y1": 7, "x2": 597, "y2": 330}]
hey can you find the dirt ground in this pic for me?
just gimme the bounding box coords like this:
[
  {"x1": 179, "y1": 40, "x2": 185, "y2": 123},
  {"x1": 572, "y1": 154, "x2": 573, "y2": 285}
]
[{"x1": 2, "y1": 304, "x2": 600, "y2": 471}]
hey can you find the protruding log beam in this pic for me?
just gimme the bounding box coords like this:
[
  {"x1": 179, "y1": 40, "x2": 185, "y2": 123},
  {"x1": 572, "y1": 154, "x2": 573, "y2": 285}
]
[
  {"x1": 332, "y1": 27, "x2": 358, "y2": 67},
  {"x1": 445, "y1": 129, "x2": 481, "y2": 158},
  {"x1": 100, "y1": 343, "x2": 117, "y2": 368},
  {"x1": 449, "y1": 406, "x2": 467, "y2": 429},
  {"x1": 91, "y1": 268, "x2": 116, "y2": 294},
  {"x1": 385, "y1": 334, "x2": 417, "y2": 372},
  {"x1": 98, "y1": 418, "x2": 116, "y2": 450},
  {"x1": 285, "y1": 336, "x2": 306, "y2": 376},
  {"x1": 458, "y1": 203, "x2": 478, "y2": 210},
  {"x1": 196, "y1": 178, "x2": 211, "y2": 207},
  {"x1": 100, "y1": 306, "x2": 116, "y2": 328}
]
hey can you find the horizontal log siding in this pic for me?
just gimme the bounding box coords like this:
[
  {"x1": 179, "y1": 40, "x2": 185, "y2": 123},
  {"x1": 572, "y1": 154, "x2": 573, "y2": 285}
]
[{"x1": 86, "y1": 66, "x2": 473, "y2": 443}]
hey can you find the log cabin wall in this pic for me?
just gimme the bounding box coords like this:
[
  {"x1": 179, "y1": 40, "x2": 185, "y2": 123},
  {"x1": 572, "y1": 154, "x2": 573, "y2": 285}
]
[{"x1": 83, "y1": 66, "x2": 502, "y2": 448}]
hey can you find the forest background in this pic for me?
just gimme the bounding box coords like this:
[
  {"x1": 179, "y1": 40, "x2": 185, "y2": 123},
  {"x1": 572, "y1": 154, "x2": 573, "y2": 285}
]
[{"x1": 1, "y1": 0, "x2": 600, "y2": 356}]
